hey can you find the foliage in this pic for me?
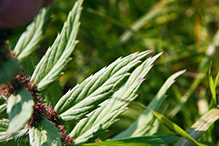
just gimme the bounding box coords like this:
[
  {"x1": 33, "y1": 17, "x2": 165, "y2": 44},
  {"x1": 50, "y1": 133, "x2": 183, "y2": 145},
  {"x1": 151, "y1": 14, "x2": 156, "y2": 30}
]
[{"x1": 0, "y1": 0, "x2": 219, "y2": 145}]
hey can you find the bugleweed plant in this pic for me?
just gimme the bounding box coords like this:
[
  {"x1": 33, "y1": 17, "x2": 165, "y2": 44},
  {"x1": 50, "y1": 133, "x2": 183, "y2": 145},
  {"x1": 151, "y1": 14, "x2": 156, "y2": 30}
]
[{"x1": 0, "y1": 0, "x2": 219, "y2": 146}]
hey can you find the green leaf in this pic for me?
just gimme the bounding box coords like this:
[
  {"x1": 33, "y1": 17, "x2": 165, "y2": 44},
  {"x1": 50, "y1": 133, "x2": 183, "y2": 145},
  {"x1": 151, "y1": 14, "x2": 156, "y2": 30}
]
[
  {"x1": 209, "y1": 70, "x2": 219, "y2": 109},
  {"x1": 0, "y1": 119, "x2": 27, "y2": 142},
  {"x1": 7, "y1": 88, "x2": 34, "y2": 136},
  {"x1": 81, "y1": 135, "x2": 179, "y2": 146},
  {"x1": 31, "y1": 0, "x2": 84, "y2": 91},
  {"x1": 0, "y1": 59, "x2": 20, "y2": 84},
  {"x1": 0, "y1": 118, "x2": 9, "y2": 132},
  {"x1": 148, "y1": 108, "x2": 207, "y2": 146},
  {"x1": 14, "y1": 7, "x2": 53, "y2": 62},
  {"x1": 54, "y1": 50, "x2": 153, "y2": 123},
  {"x1": 175, "y1": 107, "x2": 219, "y2": 146},
  {"x1": 43, "y1": 82, "x2": 63, "y2": 107},
  {"x1": 113, "y1": 70, "x2": 186, "y2": 140},
  {"x1": 214, "y1": 71, "x2": 219, "y2": 88},
  {"x1": 29, "y1": 118, "x2": 62, "y2": 146},
  {"x1": 209, "y1": 75, "x2": 216, "y2": 108},
  {"x1": 146, "y1": 105, "x2": 168, "y2": 136},
  {"x1": 69, "y1": 52, "x2": 161, "y2": 144}
]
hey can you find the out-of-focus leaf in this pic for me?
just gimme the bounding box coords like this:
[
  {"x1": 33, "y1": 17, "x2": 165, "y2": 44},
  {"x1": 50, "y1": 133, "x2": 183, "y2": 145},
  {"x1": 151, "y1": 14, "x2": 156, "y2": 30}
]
[
  {"x1": 48, "y1": 82, "x2": 63, "y2": 106},
  {"x1": 0, "y1": 119, "x2": 9, "y2": 132},
  {"x1": 21, "y1": 56, "x2": 39, "y2": 76},
  {"x1": 119, "y1": 0, "x2": 178, "y2": 44},
  {"x1": 0, "y1": 141, "x2": 29, "y2": 146},
  {"x1": 31, "y1": 0, "x2": 83, "y2": 91},
  {"x1": 113, "y1": 70, "x2": 186, "y2": 140},
  {"x1": 55, "y1": 50, "x2": 153, "y2": 123},
  {"x1": 81, "y1": 135, "x2": 179, "y2": 146},
  {"x1": 146, "y1": 105, "x2": 168, "y2": 136},
  {"x1": 7, "y1": 88, "x2": 34, "y2": 136},
  {"x1": 175, "y1": 108, "x2": 219, "y2": 146},
  {"x1": 41, "y1": 81, "x2": 63, "y2": 107},
  {"x1": 148, "y1": 108, "x2": 207, "y2": 146},
  {"x1": 0, "y1": 119, "x2": 27, "y2": 142},
  {"x1": 69, "y1": 52, "x2": 161, "y2": 144},
  {"x1": 14, "y1": 7, "x2": 53, "y2": 62},
  {"x1": 29, "y1": 118, "x2": 62, "y2": 146},
  {"x1": 169, "y1": 29, "x2": 219, "y2": 117},
  {"x1": 0, "y1": 59, "x2": 20, "y2": 84}
]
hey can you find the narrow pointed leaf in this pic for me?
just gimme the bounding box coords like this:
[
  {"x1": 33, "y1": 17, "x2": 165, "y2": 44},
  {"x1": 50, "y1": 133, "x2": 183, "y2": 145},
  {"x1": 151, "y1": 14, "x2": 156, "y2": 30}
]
[
  {"x1": 55, "y1": 50, "x2": 153, "y2": 123},
  {"x1": 7, "y1": 88, "x2": 34, "y2": 135},
  {"x1": 209, "y1": 76, "x2": 215, "y2": 97},
  {"x1": 29, "y1": 118, "x2": 62, "y2": 146},
  {"x1": 209, "y1": 71, "x2": 219, "y2": 109},
  {"x1": 113, "y1": 70, "x2": 186, "y2": 140},
  {"x1": 214, "y1": 71, "x2": 219, "y2": 88},
  {"x1": 175, "y1": 108, "x2": 219, "y2": 146},
  {"x1": 209, "y1": 75, "x2": 216, "y2": 108},
  {"x1": 81, "y1": 135, "x2": 179, "y2": 146},
  {"x1": 14, "y1": 7, "x2": 53, "y2": 62},
  {"x1": 148, "y1": 108, "x2": 207, "y2": 146},
  {"x1": 146, "y1": 105, "x2": 168, "y2": 136},
  {"x1": 31, "y1": 0, "x2": 83, "y2": 91},
  {"x1": 69, "y1": 52, "x2": 161, "y2": 144}
]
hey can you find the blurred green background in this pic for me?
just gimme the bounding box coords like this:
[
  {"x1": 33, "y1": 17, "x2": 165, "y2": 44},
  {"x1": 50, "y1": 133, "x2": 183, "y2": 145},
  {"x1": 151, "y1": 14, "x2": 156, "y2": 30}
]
[{"x1": 10, "y1": 0, "x2": 219, "y2": 144}]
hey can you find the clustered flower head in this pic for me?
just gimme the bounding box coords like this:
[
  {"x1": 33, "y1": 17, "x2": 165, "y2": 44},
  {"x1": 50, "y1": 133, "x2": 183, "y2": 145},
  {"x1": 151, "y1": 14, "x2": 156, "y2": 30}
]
[
  {"x1": 0, "y1": 0, "x2": 54, "y2": 28},
  {"x1": 0, "y1": 73, "x2": 32, "y2": 99},
  {"x1": 0, "y1": 72, "x2": 74, "y2": 144}
]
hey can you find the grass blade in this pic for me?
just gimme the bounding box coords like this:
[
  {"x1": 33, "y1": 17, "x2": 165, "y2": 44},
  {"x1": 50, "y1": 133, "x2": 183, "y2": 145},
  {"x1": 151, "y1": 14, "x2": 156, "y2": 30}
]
[
  {"x1": 81, "y1": 135, "x2": 179, "y2": 146},
  {"x1": 113, "y1": 70, "x2": 186, "y2": 139},
  {"x1": 175, "y1": 108, "x2": 219, "y2": 146},
  {"x1": 148, "y1": 108, "x2": 207, "y2": 146}
]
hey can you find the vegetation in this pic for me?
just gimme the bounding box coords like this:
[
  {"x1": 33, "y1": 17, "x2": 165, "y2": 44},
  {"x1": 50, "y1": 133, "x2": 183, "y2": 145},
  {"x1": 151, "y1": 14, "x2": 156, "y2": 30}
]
[{"x1": 0, "y1": 0, "x2": 219, "y2": 145}]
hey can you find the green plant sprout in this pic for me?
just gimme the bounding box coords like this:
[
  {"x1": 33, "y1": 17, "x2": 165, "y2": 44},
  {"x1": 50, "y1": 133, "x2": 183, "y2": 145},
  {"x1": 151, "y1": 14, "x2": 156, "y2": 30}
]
[{"x1": 0, "y1": 0, "x2": 219, "y2": 146}]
